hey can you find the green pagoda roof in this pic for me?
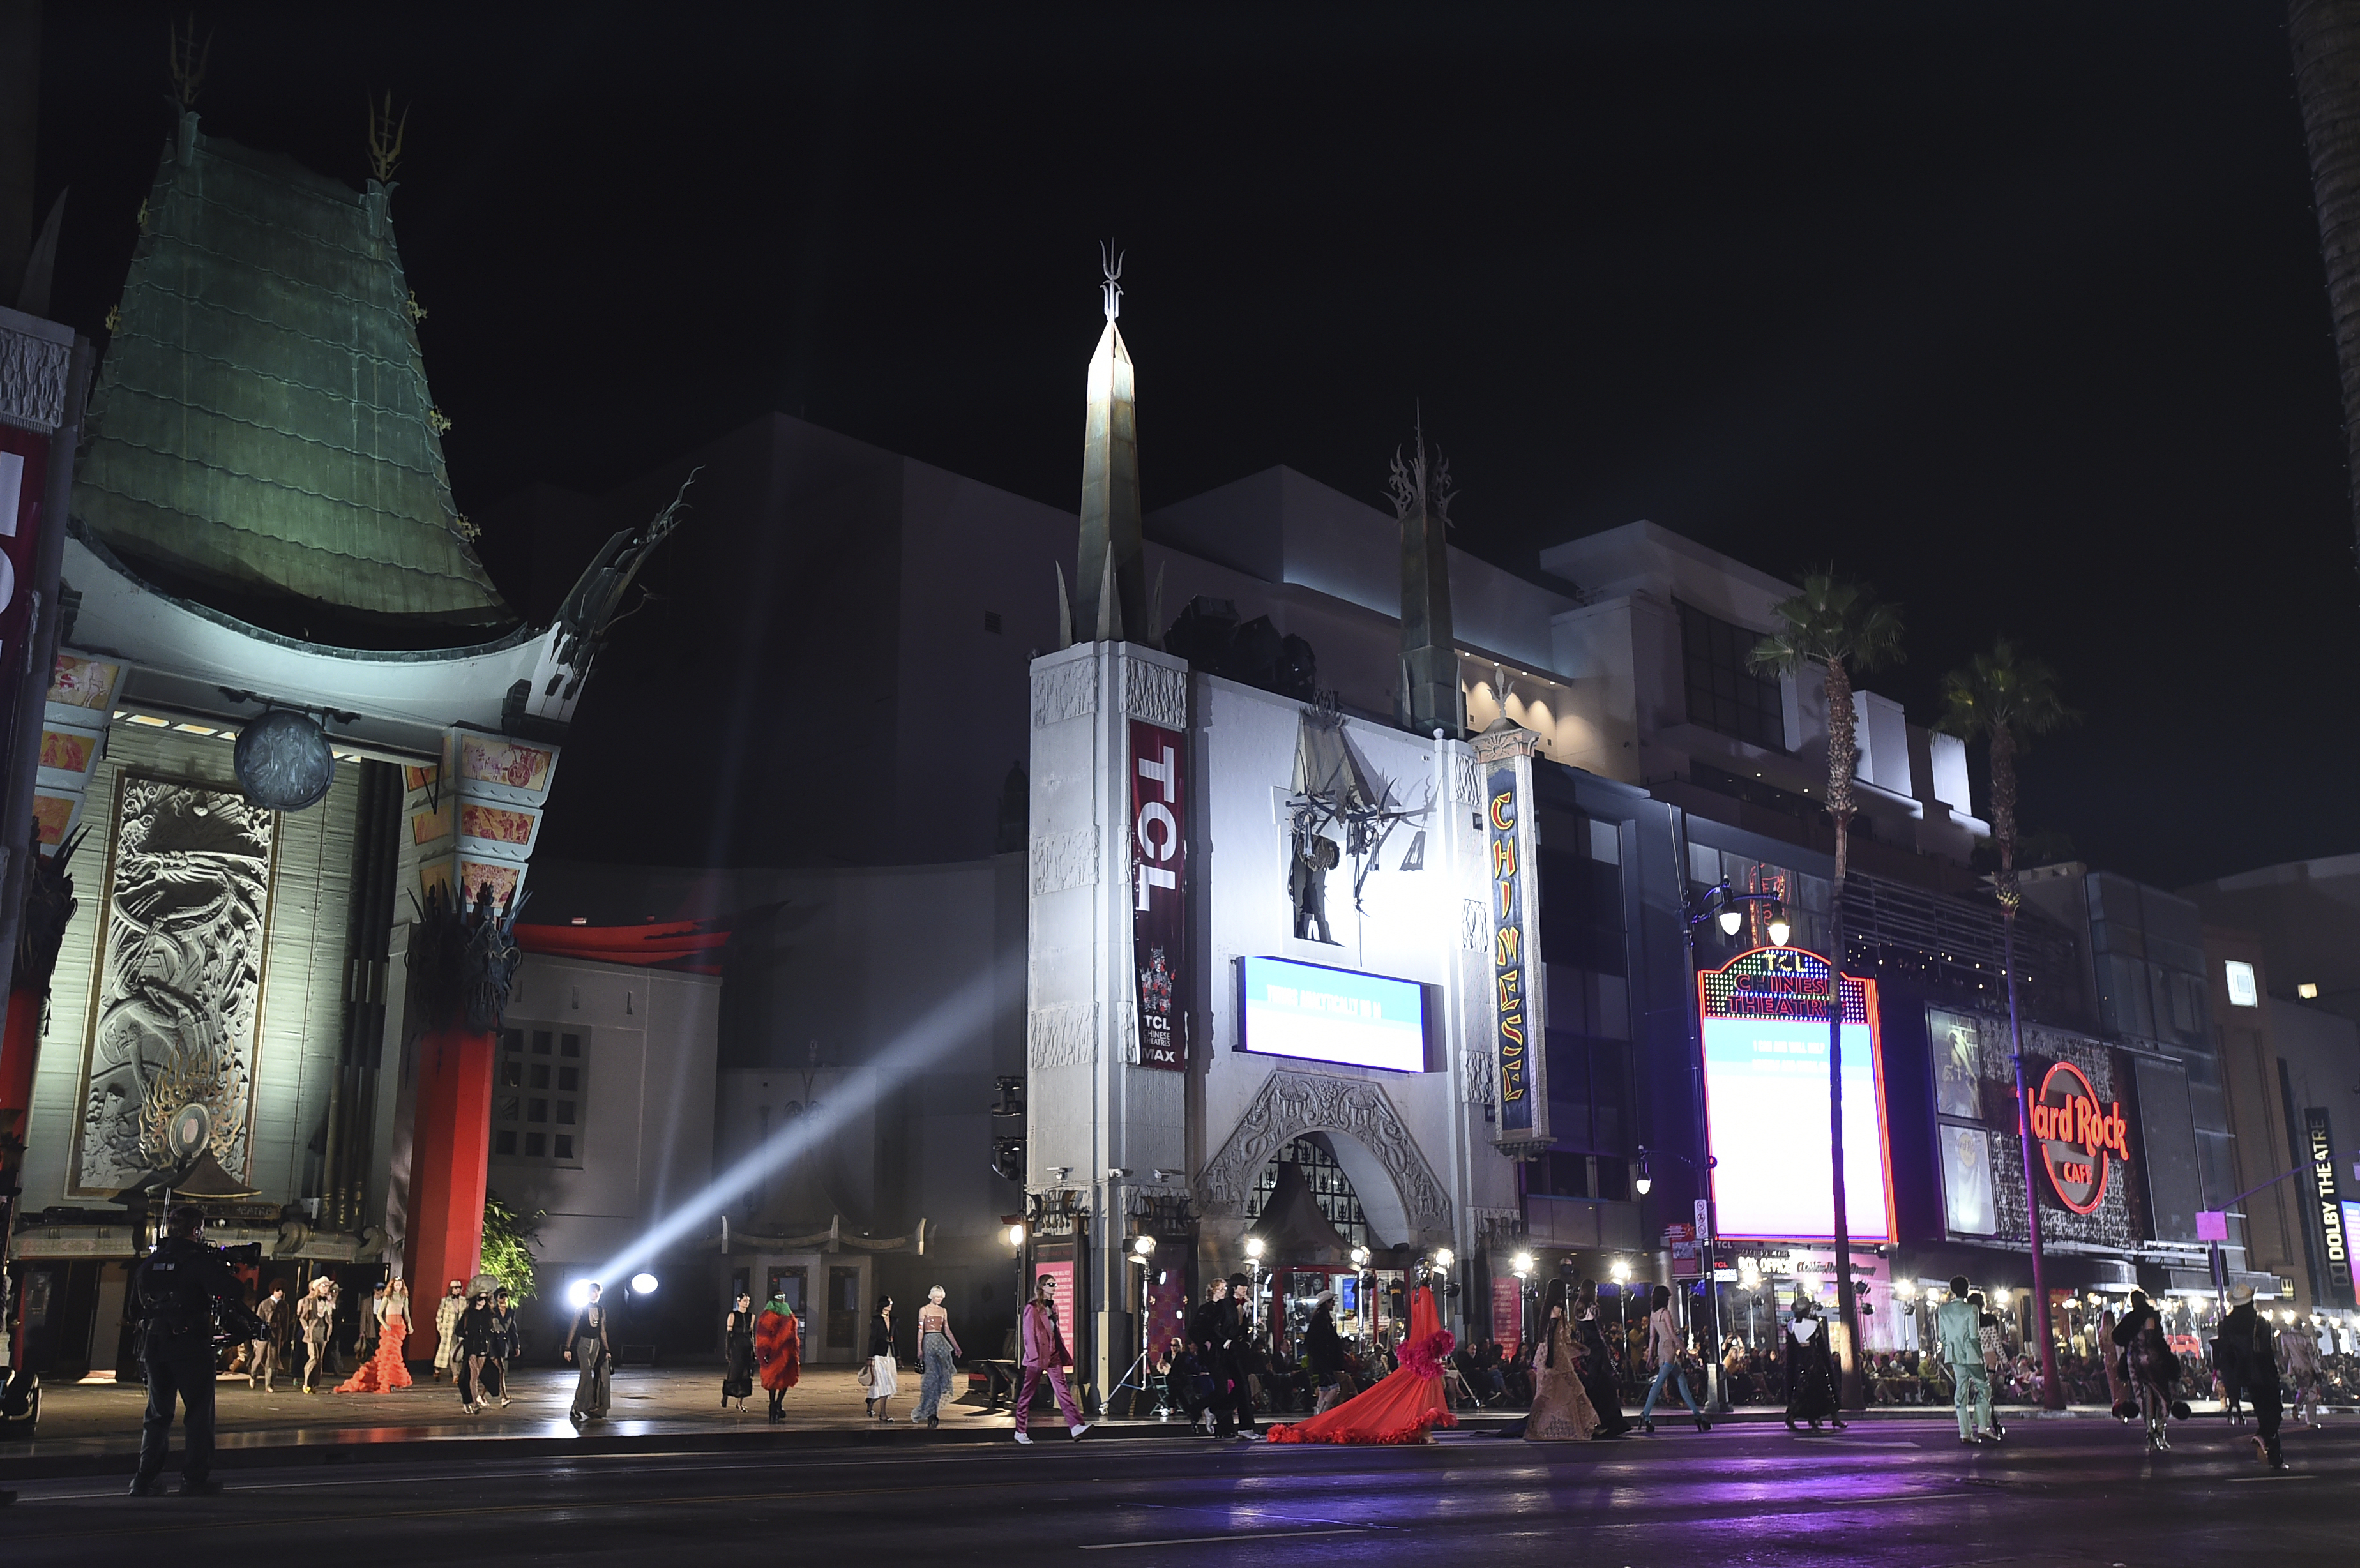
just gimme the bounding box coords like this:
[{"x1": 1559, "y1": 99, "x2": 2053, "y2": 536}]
[{"x1": 72, "y1": 114, "x2": 518, "y2": 651}]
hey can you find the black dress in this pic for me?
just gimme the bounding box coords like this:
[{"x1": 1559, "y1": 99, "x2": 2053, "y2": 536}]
[
  {"x1": 1574, "y1": 1312, "x2": 1631, "y2": 1436},
  {"x1": 723, "y1": 1308, "x2": 756, "y2": 1401},
  {"x1": 1785, "y1": 1315, "x2": 1840, "y2": 1424}
]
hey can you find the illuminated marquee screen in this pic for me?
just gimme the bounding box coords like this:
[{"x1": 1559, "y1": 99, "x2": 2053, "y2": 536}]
[
  {"x1": 1237, "y1": 955, "x2": 1433, "y2": 1073},
  {"x1": 1699, "y1": 947, "x2": 1895, "y2": 1242}
]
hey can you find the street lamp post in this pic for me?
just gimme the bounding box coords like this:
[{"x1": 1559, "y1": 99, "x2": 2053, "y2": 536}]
[
  {"x1": 1245, "y1": 1236, "x2": 1266, "y2": 1337},
  {"x1": 1674, "y1": 876, "x2": 1787, "y2": 1414}
]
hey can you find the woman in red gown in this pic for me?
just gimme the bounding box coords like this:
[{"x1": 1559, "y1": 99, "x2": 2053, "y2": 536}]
[
  {"x1": 1267, "y1": 1285, "x2": 1458, "y2": 1445},
  {"x1": 755, "y1": 1288, "x2": 803, "y2": 1422},
  {"x1": 338, "y1": 1279, "x2": 412, "y2": 1392}
]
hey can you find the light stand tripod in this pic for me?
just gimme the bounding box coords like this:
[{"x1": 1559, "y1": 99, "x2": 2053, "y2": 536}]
[{"x1": 1108, "y1": 1238, "x2": 1167, "y2": 1420}]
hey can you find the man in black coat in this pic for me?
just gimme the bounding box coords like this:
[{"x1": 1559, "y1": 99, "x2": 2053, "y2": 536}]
[
  {"x1": 2216, "y1": 1286, "x2": 2285, "y2": 1470},
  {"x1": 1188, "y1": 1280, "x2": 1236, "y2": 1436},
  {"x1": 128, "y1": 1205, "x2": 256, "y2": 1496},
  {"x1": 1305, "y1": 1291, "x2": 1348, "y2": 1413},
  {"x1": 1219, "y1": 1272, "x2": 1260, "y2": 1440}
]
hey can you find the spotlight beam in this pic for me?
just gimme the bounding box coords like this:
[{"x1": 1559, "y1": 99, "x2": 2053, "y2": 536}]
[{"x1": 582, "y1": 967, "x2": 997, "y2": 1288}]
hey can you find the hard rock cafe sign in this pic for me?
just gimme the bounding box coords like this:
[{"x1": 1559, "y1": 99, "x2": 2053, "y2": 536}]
[{"x1": 2026, "y1": 1060, "x2": 2130, "y2": 1216}]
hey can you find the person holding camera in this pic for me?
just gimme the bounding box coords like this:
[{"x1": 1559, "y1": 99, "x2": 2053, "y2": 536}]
[{"x1": 128, "y1": 1204, "x2": 257, "y2": 1496}]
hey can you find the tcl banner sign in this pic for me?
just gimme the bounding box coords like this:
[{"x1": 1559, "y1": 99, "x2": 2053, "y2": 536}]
[
  {"x1": 0, "y1": 426, "x2": 48, "y2": 677},
  {"x1": 2027, "y1": 1060, "x2": 2129, "y2": 1215},
  {"x1": 1130, "y1": 719, "x2": 1186, "y2": 1070}
]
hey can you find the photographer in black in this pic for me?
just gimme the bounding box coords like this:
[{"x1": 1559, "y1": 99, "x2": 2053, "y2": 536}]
[{"x1": 128, "y1": 1204, "x2": 260, "y2": 1496}]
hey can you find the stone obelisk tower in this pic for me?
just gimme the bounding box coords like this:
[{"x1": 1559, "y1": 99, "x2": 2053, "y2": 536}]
[
  {"x1": 1392, "y1": 414, "x2": 1463, "y2": 736},
  {"x1": 1075, "y1": 246, "x2": 1144, "y2": 642}
]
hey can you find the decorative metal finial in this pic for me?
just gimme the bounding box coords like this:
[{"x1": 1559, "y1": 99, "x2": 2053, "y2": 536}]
[{"x1": 1100, "y1": 240, "x2": 1124, "y2": 322}]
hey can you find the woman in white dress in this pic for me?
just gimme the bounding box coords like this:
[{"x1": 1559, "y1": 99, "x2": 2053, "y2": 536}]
[{"x1": 866, "y1": 1295, "x2": 901, "y2": 1420}]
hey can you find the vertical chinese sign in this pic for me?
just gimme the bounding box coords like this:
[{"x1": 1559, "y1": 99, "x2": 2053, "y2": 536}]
[
  {"x1": 1130, "y1": 719, "x2": 1186, "y2": 1069},
  {"x1": 1479, "y1": 728, "x2": 1548, "y2": 1148}
]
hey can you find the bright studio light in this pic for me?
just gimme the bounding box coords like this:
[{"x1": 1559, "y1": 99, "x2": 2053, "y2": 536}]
[
  {"x1": 1610, "y1": 1258, "x2": 1631, "y2": 1283},
  {"x1": 1992, "y1": 1288, "x2": 2011, "y2": 1308},
  {"x1": 566, "y1": 1279, "x2": 596, "y2": 1309},
  {"x1": 1132, "y1": 1235, "x2": 1157, "y2": 1258},
  {"x1": 582, "y1": 969, "x2": 995, "y2": 1290},
  {"x1": 631, "y1": 1272, "x2": 659, "y2": 1294},
  {"x1": 1512, "y1": 1251, "x2": 1534, "y2": 1276},
  {"x1": 1246, "y1": 1237, "x2": 1265, "y2": 1261},
  {"x1": 1716, "y1": 907, "x2": 1743, "y2": 937},
  {"x1": 1006, "y1": 1223, "x2": 1026, "y2": 1249},
  {"x1": 1350, "y1": 1246, "x2": 1371, "y2": 1267},
  {"x1": 1432, "y1": 1248, "x2": 1454, "y2": 1270}
]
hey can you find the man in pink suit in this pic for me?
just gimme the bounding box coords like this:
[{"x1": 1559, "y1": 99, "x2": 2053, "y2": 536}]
[{"x1": 1014, "y1": 1273, "x2": 1091, "y2": 1444}]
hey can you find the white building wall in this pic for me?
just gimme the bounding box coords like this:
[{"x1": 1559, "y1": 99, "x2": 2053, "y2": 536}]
[{"x1": 491, "y1": 955, "x2": 718, "y2": 1349}]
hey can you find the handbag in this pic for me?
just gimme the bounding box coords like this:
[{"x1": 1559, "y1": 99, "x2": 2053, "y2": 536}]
[{"x1": 856, "y1": 1359, "x2": 876, "y2": 1389}]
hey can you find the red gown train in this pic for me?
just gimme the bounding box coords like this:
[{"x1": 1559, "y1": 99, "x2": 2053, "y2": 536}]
[
  {"x1": 338, "y1": 1311, "x2": 412, "y2": 1392},
  {"x1": 1267, "y1": 1286, "x2": 1459, "y2": 1445}
]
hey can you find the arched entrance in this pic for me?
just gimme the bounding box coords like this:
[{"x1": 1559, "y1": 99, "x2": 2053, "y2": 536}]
[{"x1": 1199, "y1": 1067, "x2": 1449, "y2": 1244}]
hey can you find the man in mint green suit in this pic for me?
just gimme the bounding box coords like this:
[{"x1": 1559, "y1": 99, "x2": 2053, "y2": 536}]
[{"x1": 1937, "y1": 1275, "x2": 1993, "y2": 1445}]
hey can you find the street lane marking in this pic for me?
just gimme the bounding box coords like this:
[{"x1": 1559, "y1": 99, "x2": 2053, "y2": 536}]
[
  {"x1": 2228, "y1": 1472, "x2": 2317, "y2": 1481},
  {"x1": 1083, "y1": 1528, "x2": 1368, "y2": 1549}
]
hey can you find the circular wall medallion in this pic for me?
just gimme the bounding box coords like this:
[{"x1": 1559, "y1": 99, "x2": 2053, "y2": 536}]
[
  {"x1": 234, "y1": 709, "x2": 337, "y2": 810},
  {"x1": 167, "y1": 1103, "x2": 211, "y2": 1163}
]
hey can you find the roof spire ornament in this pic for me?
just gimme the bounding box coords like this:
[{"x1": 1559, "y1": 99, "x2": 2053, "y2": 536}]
[
  {"x1": 1100, "y1": 239, "x2": 1124, "y2": 321},
  {"x1": 1070, "y1": 243, "x2": 1146, "y2": 645},
  {"x1": 1391, "y1": 405, "x2": 1463, "y2": 738}
]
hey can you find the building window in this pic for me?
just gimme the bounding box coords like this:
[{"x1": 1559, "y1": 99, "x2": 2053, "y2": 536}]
[
  {"x1": 2224, "y1": 960, "x2": 2258, "y2": 1008},
  {"x1": 983, "y1": 610, "x2": 1003, "y2": 634},
  {"x1": 1245, "y1": 1136, "x2": 1370, "y2": 1250},
  {"x1": 493, "y1": 1026, "x2": 586, "y2": 1169},
  {"x1": 1677, "y1": 600, "x2": 1785, "y2": 752}
]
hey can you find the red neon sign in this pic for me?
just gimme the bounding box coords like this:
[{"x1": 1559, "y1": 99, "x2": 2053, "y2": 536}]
[{"x1": 2027, "y1": 1060, "x2": 2129, "y2": 1215}]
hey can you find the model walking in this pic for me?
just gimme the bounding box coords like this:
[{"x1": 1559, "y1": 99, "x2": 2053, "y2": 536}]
[
  {"x1": 1782, "y1": 1293, "x2": 1842, "y2": 1431},
  {"x1": 1637, "y1": 1285, "x2": 1710, "y2": 1433},
  {"x1": 296, "y1": 1278, "x2": 338, "y2": 1393},
  {"x1": 864, "y1": 1295, "x2": 901, "y2": 1420},
  {"x1": 1518, "y1": 1281, "x2": 1601, "y2": 1442},
  {"x1": 2281, "y1": 1315, "x2": 2324, "y2": 1429},
  {"x1": 1266, "y1": 1284, "x2": 1458, "y2": 1445},
  {"x1": 912, "y1": 1285, "x2": 964, "y2": 1428},
  {"x1": 2110, "y1": 1289, "x2": 2187, "y2": 1451},
  {"x1": 722, "y1": 1290, "x2": 757, "y2": 1411},
  {"x1": 484, "y1": 1287, "x2": 516, "y2": 1408},
  {"x1": 337, "y1": 1279, "x2": 411, "y2": 1392},
  {"x1": 432, "y1": 1279, "x2": 466, "y2": 1382},
  {"x1": 457, "y1": 1290, "x2": 495, "y2": 1413},
  {"x1": 1013, "y1": 1274, "x2": 1091, "y2": 1444},
  {"x1": 564, "y1": 1282, "x2": 613, "y2": 1423},
  {"x1": 1187, "y1": 1279, "x2": 1233, "y2": 1435},
  {"x1": 249, "y1": 1281, "x2": 291, "y2": 1392},
  {"x1": 1937, "y1": 1276, "x2": 1995, "y2": 1445},
  {"x1": 2216, "y1": 1286, "x2": 2285, "y2": 1470},
  {"x1": 755, "y1": 1286, "x2": 802, "y2": 1421},
  {"x1": 1573, "y1": 1281, "x2": 1633, "y2": 1437}
]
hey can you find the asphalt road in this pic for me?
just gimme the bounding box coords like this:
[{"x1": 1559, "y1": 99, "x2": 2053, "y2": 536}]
[{"x1": 2, "y1": 1414, "x2": 2349, "y2": 1565}]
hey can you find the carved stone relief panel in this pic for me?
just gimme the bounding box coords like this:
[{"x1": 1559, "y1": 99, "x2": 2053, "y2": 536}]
[
  {"x1": 1027, "y1": 1001, "x2": 1099, "y2": 1069},
  {"x1": 1123, "y1": 658, "x2": 1188, "y2": 730},
  {"x1": 73, "y1": 776, "x2": 278, "y2": 1195},
  {"x1": 1198, "y1": 1068, "x2": 1448, "y2": 1228},
  {"x1": 1031, "y1": 661, "x2": 1099, "y2": 728},
  {"x1": 1030, "y1": 826, "x2": 1100, "y2": 894},
  {"x1": 0, "y1": 322, "x2": 72, "y2": 433}
]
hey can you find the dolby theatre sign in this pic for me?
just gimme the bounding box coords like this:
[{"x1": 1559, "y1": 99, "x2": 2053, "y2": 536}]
[{"x1": 2027, "y1": 1059, "x2": 2131, "y2": 1215}]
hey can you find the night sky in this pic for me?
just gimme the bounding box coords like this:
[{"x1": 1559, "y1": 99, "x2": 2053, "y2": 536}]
[{"x1": 30, "y1": 4, "x2": 2354, "y2": 889}]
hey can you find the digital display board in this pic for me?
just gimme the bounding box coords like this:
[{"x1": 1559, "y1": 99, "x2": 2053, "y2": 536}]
[
  {"x1": 1699, "y1": 947, "x2": 1895, "y2": 1243},
  {"x1": 1237, "y1": 955, "x2": 1432, "y2": 1073}
]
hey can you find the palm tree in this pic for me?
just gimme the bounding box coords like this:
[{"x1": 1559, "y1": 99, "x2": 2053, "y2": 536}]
[
  {"x1": 1939, "y1": 638, "x2": 2076, "y2": 1411},
  {"x1": 2290, "y1": 0, "x2": 2360, "y2": 565},
  {"x1": 1749, "y1": 572, "x2": 1903, "y2": 1408}
]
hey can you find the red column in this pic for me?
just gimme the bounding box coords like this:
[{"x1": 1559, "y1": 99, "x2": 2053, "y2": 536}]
[
  {"x1": 401, "y1": 1025, "x2": 495, "y2": 1367},
  {"x1": 0, "y1": 986, "x2": 38, "y2": 1120}
]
